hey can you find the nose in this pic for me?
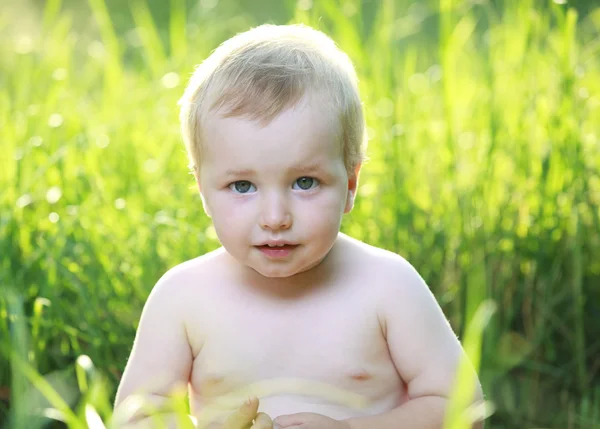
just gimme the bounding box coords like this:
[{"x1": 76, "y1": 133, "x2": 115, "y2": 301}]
[{"x1": 260, "y1": 193, "x2": 292, "y2": 230}]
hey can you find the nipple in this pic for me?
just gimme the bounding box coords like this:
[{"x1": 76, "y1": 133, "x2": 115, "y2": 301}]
[{"x1": 348, "y1": 369, "x2": 371, "y2": 381}]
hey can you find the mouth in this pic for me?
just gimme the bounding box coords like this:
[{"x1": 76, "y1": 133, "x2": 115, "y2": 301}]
[
  {"x1": 255, "y1": 243, "x2": 299, "y2": 258},
  {"x1": 257, "y1": 243, "x2": 297, "y2": 248}
]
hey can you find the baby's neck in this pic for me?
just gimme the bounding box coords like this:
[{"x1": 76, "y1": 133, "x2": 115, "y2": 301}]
[{"x1": 224, "y1": 248, "x2": 337, "y2": 300}]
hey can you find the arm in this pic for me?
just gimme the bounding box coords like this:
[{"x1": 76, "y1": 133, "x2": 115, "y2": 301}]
[
  {"x1": 113, "y1": 269, "x2": 195, "y2": 428},
  {"x1": 345, "y1": 396, "x2": 483, "y2": 429},
  {"x1": 345, "y1": 258, "x2": 484, "y2": 429}
]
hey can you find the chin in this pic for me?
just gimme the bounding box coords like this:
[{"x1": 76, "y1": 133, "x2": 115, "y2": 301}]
[{"x1": 251, "y1": 264, "x2": 300, "y2": 279}]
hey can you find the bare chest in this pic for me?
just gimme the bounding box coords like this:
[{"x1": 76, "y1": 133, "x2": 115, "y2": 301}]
[{"x1": 186, "y1": 282, "x2": 406, "y2": 419}]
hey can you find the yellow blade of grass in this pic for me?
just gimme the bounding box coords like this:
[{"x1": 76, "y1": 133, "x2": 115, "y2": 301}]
[
  {"x1": 444, "y1": 300, "x2": 496, "y2": 429},
  {"x1": 130, "y1": 0, "x2": 168, "y2": 76}
]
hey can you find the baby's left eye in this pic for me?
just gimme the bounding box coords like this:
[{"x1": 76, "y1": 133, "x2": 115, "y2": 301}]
[{"x1": 293, "y1": 177, "x2": 319, "y2": 190}]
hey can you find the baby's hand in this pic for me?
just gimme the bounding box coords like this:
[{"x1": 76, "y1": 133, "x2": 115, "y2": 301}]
[
  {"x1": 273, "y1": 413, "x2": 351, "y2": 429},
  {"x1": 218, "y1": 396, "x2": 273, "y2": 429}
]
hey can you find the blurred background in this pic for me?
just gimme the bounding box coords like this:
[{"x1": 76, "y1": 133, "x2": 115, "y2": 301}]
[{"x1": 1, "y1": 0, "x2": 599, "y2": 428}]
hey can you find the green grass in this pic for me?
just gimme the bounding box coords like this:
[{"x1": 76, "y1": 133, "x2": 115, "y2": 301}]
[{"x1": 1, "y1": 0, "x2": 600, "y2": 427}]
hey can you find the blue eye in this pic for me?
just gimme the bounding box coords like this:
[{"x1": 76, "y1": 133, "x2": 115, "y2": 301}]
[
  {"x1": 293, "y1": 177, "x2": 319, "y2": 190},
  {"x1": 229, "y1": 181, "x2": 256, "y2": 194}
]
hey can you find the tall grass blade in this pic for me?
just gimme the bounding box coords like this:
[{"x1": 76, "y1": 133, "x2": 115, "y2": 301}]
[
  {"x1": 130, "y1": 0, "x2": 168, "y2": 75},
  {"x1": 170, "y1": 0, "x2": 187, "y2": 61}
]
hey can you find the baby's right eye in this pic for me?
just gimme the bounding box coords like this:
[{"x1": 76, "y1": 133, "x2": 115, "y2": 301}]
[{"x1": 228, "y1": 181, "x2": 256, "y2": 194}]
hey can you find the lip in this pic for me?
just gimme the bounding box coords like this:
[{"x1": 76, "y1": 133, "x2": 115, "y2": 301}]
[
  {"x1": 255, "y1": 242, "x2": 299, "y2": 258},
  {"x1": 257, "y1": 240, "x2": 297, "y2": 247}
]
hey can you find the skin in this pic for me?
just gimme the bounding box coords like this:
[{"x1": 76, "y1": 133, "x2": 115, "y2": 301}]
[{"x1": 114, "y1": 95, "x2": 483, "y2": 428}]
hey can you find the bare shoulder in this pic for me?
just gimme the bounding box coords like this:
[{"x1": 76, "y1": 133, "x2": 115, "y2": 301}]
[
  {"x1": 337, "y1": 233, "x2": 441, "y2": 333},
  {"x1": 134, "y1": 247, "x2": 229, "y2": 346},
  {"x1": 148, "y1": 247, "x2": 228, "y2": 304},
  {"x1": 337, "y1": 233, "x2": 424, "y2": 292}
]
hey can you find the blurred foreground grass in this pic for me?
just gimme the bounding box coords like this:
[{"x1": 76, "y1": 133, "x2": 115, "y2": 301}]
[{"x1": 1, "y1": 0, "x2": 600, "y2": 427}]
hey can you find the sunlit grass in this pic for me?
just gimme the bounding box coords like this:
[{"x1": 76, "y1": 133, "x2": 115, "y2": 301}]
[{"x1": 1, "y1": 0, "x2": 599, "y2": 427}]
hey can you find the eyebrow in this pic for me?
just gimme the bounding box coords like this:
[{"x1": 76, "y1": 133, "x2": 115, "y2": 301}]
[
  {"x1": 289, "y1": 163, "x2": 327, "y2": 175},
  {"x1": 224, "y1": 168, "x2": 256, "y2": 177},
  {"x1": 224, "y1": 164, "x2": 328, "y2": 177}
]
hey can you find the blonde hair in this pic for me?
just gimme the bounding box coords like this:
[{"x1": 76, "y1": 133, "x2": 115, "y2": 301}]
[{"x1": 178, "y1": 24, "x2": 367, "y2": 175}]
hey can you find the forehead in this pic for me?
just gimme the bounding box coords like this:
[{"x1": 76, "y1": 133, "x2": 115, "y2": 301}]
[{"x1": 201, "y1": 96, "x2": 343, "y2": 171}]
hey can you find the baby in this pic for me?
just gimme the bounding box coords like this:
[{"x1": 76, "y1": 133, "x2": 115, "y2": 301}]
[{"x1": 113, "y1": 24, "x2": 484, "y2": 429}]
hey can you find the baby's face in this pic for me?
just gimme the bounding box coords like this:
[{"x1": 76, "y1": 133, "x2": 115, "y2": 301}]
[{"x1": 198, "y1": 96, "x2": 355, "y2": 278}]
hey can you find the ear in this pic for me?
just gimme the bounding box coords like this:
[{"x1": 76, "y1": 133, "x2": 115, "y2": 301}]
[
  {"x1": 344, "y1": 162, "x2": 362, "y2": 214},
  {"x1": 195, "y1": 171, "x2": 212, "y2": 218}
]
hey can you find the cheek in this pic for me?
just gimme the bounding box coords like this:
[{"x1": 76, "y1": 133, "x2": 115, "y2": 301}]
[
  {"x1": 298, "y1": 190, "x2": 345, "y2": 226},
  {"x1": 207, "y1": 194, "x2": 254, "y2": 234}
]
